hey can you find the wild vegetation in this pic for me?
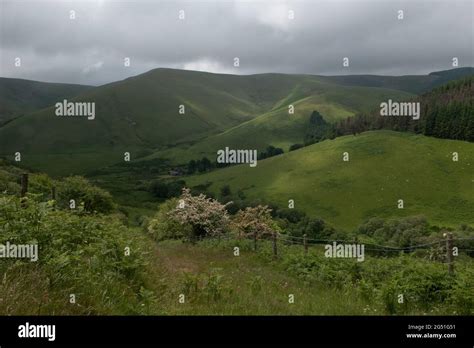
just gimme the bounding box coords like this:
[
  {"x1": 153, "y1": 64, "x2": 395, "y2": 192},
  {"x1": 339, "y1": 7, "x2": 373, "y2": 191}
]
[
  {"x1": 0, "y1": 70, "x2": 473, "y2": 316},
  {"x1": 1, "y1": 170, "x2": 472, "y2": 315},
  {"x1": 148, "y1": 188, "x2": 474, "y2": 315},
  {"x1": 0, "y1": 168, "x2": 149, "y2": 314}
]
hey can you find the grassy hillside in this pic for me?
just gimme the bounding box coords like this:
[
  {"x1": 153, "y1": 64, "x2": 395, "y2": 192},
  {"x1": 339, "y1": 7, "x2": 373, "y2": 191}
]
[
  {"x1": 144, "y1": 85, "x2": 413, "y2": 164},
  {"x1": 0, "y1": 77, "x2": 92, "y2": 124},
  {"x1": 2, "y1": 68, "x2": 472, "y2": 175},
  {"x1": 0, "y1": 69, "x2": 421, "y2": 175},
  {"x1": 185, "y1": 131, "x2": 474, "y2": 230},
  {"x1": 0, "y1": 70, "x2": 326, "y2": 174}
]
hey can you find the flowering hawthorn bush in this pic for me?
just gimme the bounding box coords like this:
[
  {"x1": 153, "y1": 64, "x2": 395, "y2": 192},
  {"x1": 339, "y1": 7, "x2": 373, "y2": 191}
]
[{"x1": 169, "y1": 188, "x2": 231, "y2": 239}]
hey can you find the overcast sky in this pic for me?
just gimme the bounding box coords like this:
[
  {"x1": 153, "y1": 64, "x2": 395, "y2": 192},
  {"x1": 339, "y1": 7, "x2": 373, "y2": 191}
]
[{"x1": 0, "y1": 0, "x2": 472, "y2": 85}]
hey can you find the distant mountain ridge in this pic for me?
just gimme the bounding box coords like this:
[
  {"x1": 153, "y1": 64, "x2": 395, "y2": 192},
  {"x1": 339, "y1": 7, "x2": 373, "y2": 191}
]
[{"x1": 321, "y1": 67, "x2": 474, "y2": 94}]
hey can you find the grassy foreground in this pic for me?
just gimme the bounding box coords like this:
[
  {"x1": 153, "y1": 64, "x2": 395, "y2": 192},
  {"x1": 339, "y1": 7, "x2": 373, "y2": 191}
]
[
  {"x1": 1, "y1": 191, "x2": 472, "y2": 316},
  {"x1": 141, "y1": 237, "x2": 474, "y2": 315},
  {"x1": 143, "y1": 240, "x2": 372, "y2": 315}
]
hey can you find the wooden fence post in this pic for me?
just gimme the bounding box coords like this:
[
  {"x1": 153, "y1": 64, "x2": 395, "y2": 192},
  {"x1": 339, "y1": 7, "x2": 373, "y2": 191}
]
[
  {"x1": 272, "y1": 231, "x2": 277, "y2": 257},
  {"x1": 20, "y1": 173, "x2": 28, "y2": 197},
  {"x1": 445, "y1": 232, "x2": 454, "y2": 275},
  {"x1": 303, "y1": 234, "x2": 308, "y2": 255}
]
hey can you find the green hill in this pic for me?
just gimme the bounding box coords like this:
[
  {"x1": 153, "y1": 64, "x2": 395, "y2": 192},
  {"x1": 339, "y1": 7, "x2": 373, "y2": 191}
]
[
  {"x1": 144, "y1": 84, "x2": 413, "y2": 164},
  {"x1": 185, "y1": 131, "x2": 474, "y2": 230},
  {"x1": 1, "y1": 68, "x2": 472, "y2": 176},
  {"x1": 0, "y1": 77, "x2": 92, "y2": 124},
  {"x1": 0, "y1": 70, "x2": 325, "y2": 174}
]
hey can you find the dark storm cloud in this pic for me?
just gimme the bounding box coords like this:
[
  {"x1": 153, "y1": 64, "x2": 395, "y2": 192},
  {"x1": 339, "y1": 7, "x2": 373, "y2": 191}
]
[{"x1": 0, "y1": 0, "x2": 472, "y2": 85}]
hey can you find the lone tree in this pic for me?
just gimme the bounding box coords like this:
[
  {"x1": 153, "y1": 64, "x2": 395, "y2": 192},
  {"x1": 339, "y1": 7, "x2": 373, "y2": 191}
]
[{"x1": 170, "y1": 188, "x2": 231, "y2": 240}]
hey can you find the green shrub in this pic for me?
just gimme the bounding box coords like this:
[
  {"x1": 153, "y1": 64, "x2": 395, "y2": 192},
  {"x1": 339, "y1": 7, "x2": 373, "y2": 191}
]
[
  {"x1": 266, "y1": 243, "x2": 469, "y2": 314},
  {"x1": 0, "y1": 195, "x2": 148, "y2": 314},
  {"x1": 57, "y1": 176, "x2": 115, "y2": 213},
  {"x1": 147, "y1": 198, "x2": 193, "y2": 241},
  {"x1": 449, "y1": 266, "x2": 474, "y2": 314}
]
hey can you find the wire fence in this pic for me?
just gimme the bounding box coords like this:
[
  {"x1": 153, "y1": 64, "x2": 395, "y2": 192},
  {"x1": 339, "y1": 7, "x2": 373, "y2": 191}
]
[
  {"x1": 273, "y1": 233, "x2": 474, "y2": 252},
  {"x1": 208, "y1": 231, "x2": 474, "y2": 274},
  {"x1": 213, "y1": 232, "x2": 474, "y2": 252}
]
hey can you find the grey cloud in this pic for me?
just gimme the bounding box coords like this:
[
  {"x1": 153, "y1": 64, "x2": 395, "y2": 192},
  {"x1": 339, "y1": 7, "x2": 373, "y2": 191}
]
[{"x1": 0, "y1": 0, "x2": 472, "y2": 85}]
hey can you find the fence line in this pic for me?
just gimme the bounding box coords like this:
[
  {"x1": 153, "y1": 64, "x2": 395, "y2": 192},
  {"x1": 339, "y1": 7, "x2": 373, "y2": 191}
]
[
  {"x1": 211, "y1": 230, "x2": 473, "y2": 275},
  {"x1": 208, "y1": 233, "x2": 474, "y2": 253},
  {"x1": 274, "y1": 233, "x2": 473, "y2": 251},
  {"x1": 217, "y1": 232, "x2": 473, "y2": 253}
]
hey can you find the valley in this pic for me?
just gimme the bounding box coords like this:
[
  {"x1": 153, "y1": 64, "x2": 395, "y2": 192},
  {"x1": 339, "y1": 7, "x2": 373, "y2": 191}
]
[
  {"x1": 0, "y1": 67, "x2": 473, "y2": 318},
  {"x1": 1, "y1": 68, "x2": 471, "y2": 232}
]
